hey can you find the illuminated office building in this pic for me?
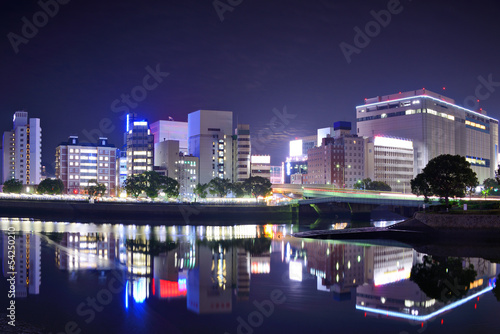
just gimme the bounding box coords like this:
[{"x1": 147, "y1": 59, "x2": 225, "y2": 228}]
[
  {"x1": 125, "y1": 117, "x2": 154, "y2": 176},
  {"x1": 356, "y1": 89, "x2": 499, "y2": 182},
  {"x1": 55, "y1": 136, "x2": 117, "y2": 195},
  {"x1": 270, "y1": 165, "x2": 283, "y2": 184},
  {"x1": 365, "y1": 136, "x2": 414, "y2": 193},
  {"x1": 2, "y1": 111, "x2": 42, "y2": 185},
  {"x1": 250, "y1": 155, "x2": 271, "y2": 180},
  {"x1": 188, "y1": 110, "x2": 233, "y2": 184}
]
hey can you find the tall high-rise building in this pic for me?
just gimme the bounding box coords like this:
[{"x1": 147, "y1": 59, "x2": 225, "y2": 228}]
[
  {"x1": 126, "y1": 117, "x2": 154, "y2": 176},
  {"x1": 2, "y1": 111, "x2": 42, "y2": 185},
  {"x1": 270, "y1": 166, "x2": 283, "y2": 184},
  {"x1": 188, "y1": 110, "x2": 233, "y2": 184},
  {"x1": 356, "y1": 89, "x2": 499, "y2": 183},
  {"x1": 150, "y1": 119, "x2": 188, "y2": 154},
  {"x1": 234, "y1": 124, "x2": 251, "y2": 182},
  {"x1": 55, "y1": 136, "x2": 117, "y2": 195}
]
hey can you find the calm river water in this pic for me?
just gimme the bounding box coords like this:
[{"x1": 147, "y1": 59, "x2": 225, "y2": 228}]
[{"x1": 0, "y1": 217, "x2": 499, "y2": 334}]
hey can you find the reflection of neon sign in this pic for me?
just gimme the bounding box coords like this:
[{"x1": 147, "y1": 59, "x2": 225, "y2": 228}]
[
  {"x1": 159, "y1": 280, "x2": 187, "y2": 298},
  {"x1": 356, "y1": 286, "x2": 494, "y2": 322}
]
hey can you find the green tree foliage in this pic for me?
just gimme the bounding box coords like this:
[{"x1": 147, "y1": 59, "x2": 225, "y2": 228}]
[
  {"x1": 231, "y1": 182, "x2": 246, "y2": 198},
  {"x1": 124, "y1": 172, "x2": 180, "y2": 199},
  {"x1": 2, "y1": 179, "x2": 23, "y2": 193},
  {"x1": 410, "y1": 173, "x2": 432, "y2": 202},
  {"x1": 482, "y1": 178, "x2": 499, "y2": 198},
  {"x1": 410, "y1": 255, "x2": 477, "y2": 303},
  {"x1": 86, "y1": 179, "x2": 106, "y2": 197},
  {"x1": 243, "y1": 176, "x2": 272, "y2": 199},
  {"x1": 161, "y1": 176, "x2": 180, "y2": 199},
  {"x1": 208, "y1": 178, "x2": 232, "y2": 197},
  {"x1": 353, "y1": 178, "x2": 392, "y2": 191},
  {"x1": 411, "y1": 154, "x2": 478, "y2": 206},
  {"x1": 194, "y1": 183, "x2": 209, "y2": 200},
  {"x1": 142, "y1": 171, "x2": 166, "y2": 198},
  {"x1": 37, "y1": 178, "x2": 64, "y2": 195},
  {"x1": 124, "y1": 174, "x2": 144, "y2": 198}
]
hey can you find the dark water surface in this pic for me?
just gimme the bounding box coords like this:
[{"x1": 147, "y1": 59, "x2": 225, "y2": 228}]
[{"x1": 1, "y1": 217, "x2": 499, "y2": 334}]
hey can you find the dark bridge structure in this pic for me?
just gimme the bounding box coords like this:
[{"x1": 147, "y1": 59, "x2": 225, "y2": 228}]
[{"x1": 273, "y1": 184, "x2": 437, "y2": 219}]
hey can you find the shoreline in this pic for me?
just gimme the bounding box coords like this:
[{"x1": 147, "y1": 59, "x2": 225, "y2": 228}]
[{"x1": 0, "y1": 198, "x2": 295, "y2": 224}]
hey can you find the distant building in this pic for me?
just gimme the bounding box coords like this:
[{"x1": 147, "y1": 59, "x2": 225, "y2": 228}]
[
  {"x1": 233, "y1": 124, "x2": 251, "y2": 182},
  {"x1": 2, "y1": 111, "x2": 42, "y2": 185},
  {"x1": 126, "y1": 117, "x2": 154, "y2": 176},
  {"x1": 154, "y1": 140, "x2": 199, "y2": 196},
  {"x1": 356, "y1": 89, "x2": 499, "y2": 183},
  {"x1": 284, "y1": 158, "x2": 308, "y2": 184},
  {"x1": 270, "y1": 166, "x2": 283, "y2": 184},
  {"x1": 365, "y1": 136, "x2": 414, "y2": 193},
  {"x1": 150, "y1": 119, "x2": 188, "y2": 154},
  {"x1": 188, "y1": 110, "x2": 233, "y2": 184},
  {"x1": 306, "y1": 136, "x2": 344, "y2": 186},
  {"x1": 116, "y1": 150, "x2": 127, "y2": 192},
  {"x1": 55, "y1": 136, "x2": 117, "y2": 195},
  {"x1": 250, "y1": 155, "x2": 271, "y2": 180}
]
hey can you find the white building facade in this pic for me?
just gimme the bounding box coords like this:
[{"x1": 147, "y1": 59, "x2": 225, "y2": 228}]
[
  {"x1": 55, "y1": 136, "x2": 117, "y2": 195},
  {"x1": 2, "y1": 111, "x2": 42, "y2": 185},
  {"x1": 188, "y1": 110, "x2": 233, "y2": 184},
  {"x1": 356, "y1": 89, "x2": 499, "y2": 183}
]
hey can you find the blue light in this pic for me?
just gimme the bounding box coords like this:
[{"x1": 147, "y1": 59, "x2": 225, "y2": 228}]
[
  {"x1": 356, "y1": 285, "x2": 493, "y2": 322},
  {"x1": 126, "y1": 114, "x2": 130, "y2": 132},
  {"x1": 125, "y1": 280, "x2": 129, "y2": 309}
]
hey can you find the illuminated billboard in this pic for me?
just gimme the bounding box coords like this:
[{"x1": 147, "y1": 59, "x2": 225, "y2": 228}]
[{"x1": 289, "y1": 140, "x2": 303, "y2": 157}]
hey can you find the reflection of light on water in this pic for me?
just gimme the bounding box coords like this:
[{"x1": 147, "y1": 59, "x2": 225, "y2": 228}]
[
  {"x1": 289, "y1": 260, "x2": 303, "y2": 282},
  {"x1": 372, "y1": 220, "x2": 405, "y2": 228},
  {"x1": 356, "y1": 285, "x2": 494, "y2": 322}
]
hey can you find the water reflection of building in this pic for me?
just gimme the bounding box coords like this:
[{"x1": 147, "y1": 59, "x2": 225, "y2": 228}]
[
  {"x1": 152, "y1": 241, "x2": 195, "y2": 299},
  {"x1": 365, "y1": 246, "x2": 414, "y2": 286},
  {"x1": 187, "y1": 244, "x2": 233, "y2": 314},
  {"x1": 2, "y1": 232, "x2": 41, "y2": 298},
  {"x1": 55, "y1": 232, "x2": 116, "y2": 270},
  {"x1": 356, "y1": 250, "x2": 498, "y2": 323},
  {"x1": 302, "y1": 241, "x2": 365, "y2": 298}
]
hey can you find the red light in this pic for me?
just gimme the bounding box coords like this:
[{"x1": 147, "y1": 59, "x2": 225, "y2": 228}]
[
  {"x1": 399, "y1": 92, "x2": 401, "y2": 94},
  {"x1": 152, "y1": 278, "x2": 155, "y2": 296},
  {"x1": 477, "y1": 99, "x2": 480, "y2": 102},
  {"x1": 364, "y1": 312, "x2": 367, "y2": 317},
  {"x1": 441, "y1": 319, "x2": 444, "y2": 325},
  {"x1": 73, "y1": 189, "x2": 78, "y2": 194},
  {"x1": 475, "y1": 303, "x2": 477, "y2": 309},
  {"x1": 442, "y1": 87, "x2": 446, "y2": 90},
  {"x1": 477, "y1": 297, "x2": 480, "y2": 301},
  {"x1": 421, "y1": 322, "x2": 424, "y2": 328},
  {"x1": 422, "y1": 88, "x2": 425, "y2": 90}
]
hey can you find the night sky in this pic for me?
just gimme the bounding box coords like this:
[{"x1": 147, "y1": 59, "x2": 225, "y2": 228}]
[{"x1": 2, "y1": 0, "x2": 500, "y2": 172}]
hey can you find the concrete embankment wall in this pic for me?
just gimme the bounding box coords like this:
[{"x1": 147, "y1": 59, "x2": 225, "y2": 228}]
[
  {"x1": 0, "y1": 199, "x2": 295, "y2": 224},
  {"x1": 414, "y1": 212, "x2": 500, "y2": 229}
]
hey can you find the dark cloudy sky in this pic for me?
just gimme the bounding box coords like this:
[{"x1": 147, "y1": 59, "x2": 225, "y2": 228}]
[{"x1": 2, "y1": 0, "x2": 500, "y2": 171}]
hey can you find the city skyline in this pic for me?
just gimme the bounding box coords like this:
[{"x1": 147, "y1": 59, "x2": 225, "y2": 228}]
[{"x1": 3, "y1": 0, "x2": 500, "y2": 169}]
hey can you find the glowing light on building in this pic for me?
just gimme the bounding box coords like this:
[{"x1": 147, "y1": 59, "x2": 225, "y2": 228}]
[
  {"x1": 251, "y1": 155, "x2": 271, "y2": 164},
  {"x1": 374, "y1": 136, "x2": 413, "y2": 150},
  {"x1": 133, "y1": 121, "x2": 148, "y2": 126},
  {"x1": 290, "y1": 140, "x2": 303, "y2": 157}
]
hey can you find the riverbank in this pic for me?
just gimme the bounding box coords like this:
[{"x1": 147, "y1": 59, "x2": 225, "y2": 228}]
[
  {"x1": 293, "y1": 211, "x2": 500, "y2": 244},
  {"x1": 0, "y1": 198, "x2": 295, "y2": 224}
]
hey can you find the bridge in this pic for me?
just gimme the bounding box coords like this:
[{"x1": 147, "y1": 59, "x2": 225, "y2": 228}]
[{"x1": 272, "y1": 184, "x2": 436, "y2": 219}]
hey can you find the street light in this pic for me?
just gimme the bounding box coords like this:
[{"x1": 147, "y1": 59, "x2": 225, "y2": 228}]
[
  {"x1": 357, "y1": 179, "x2": 366, "y2": 191},
  {"x1": 336, "y1": 164, "x2": 351, "y2": 188},
  {"x1": 397, "y1": 180, "x2": 406, "y2": 194}
]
